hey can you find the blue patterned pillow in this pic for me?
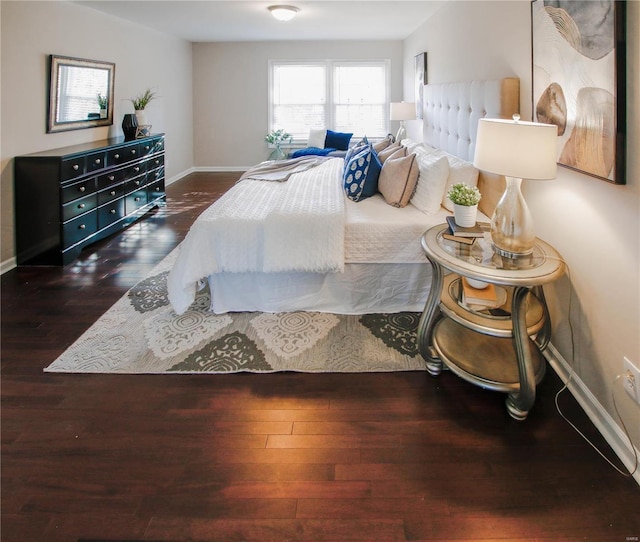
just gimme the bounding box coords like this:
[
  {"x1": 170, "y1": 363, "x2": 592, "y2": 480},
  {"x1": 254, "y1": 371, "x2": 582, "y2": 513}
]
[
  {"x1": 325, "y1": 129, "x2": 353, "y2": 151},
  {"x1": 343, "y1": 144, "x2": 382, "y2": 202}
]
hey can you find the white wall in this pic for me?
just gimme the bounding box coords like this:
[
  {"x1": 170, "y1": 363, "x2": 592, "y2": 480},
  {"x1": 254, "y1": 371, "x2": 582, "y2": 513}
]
[
  {"x1": 404, "y1": 1, "x2": 640, "y2": 458},
  {"x1": 0, "y1": 0, "x2": 194, "y2": 265},
  {"x1": 192, "y1": 40, "x2": 404, "y2": 168}
]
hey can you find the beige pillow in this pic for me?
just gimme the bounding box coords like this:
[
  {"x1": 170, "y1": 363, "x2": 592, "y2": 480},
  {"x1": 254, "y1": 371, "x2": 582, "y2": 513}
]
[
  {"x1": 410, "y1": 150, "x2": 451, "y2": 214},
  {"x1": 378, "y1": 153, "x2": 419, "y2": 208},
  {"x1": 442, "y1": 154, "x2": 480, "y2": 211},
  {"x1": 378, "y1": 144, "x2": 404, "y2": 163},
  {"x1": 372, "y1": 136, "x2": 393, "y2": 153}
]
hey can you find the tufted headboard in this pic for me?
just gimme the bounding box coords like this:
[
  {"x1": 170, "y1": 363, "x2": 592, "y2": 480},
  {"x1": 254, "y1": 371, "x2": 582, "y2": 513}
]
[{"x1": 422, "y1": 78, "x2": 520, "y2": 217}]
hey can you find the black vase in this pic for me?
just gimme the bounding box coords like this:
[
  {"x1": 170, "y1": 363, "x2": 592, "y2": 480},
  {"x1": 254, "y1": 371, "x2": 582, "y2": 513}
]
[{"x1": 122, "y1": 114, "x2": 138, "y2": 141}]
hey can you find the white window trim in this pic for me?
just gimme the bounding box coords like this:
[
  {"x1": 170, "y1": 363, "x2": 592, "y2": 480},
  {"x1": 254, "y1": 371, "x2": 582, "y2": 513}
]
[{"x1": 268, "y1": 59, "x2": 391, "y2": 146}]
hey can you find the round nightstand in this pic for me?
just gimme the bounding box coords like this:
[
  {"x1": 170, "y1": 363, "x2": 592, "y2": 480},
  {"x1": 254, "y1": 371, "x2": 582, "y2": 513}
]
[{"x1": 418, "y1": 224, "x2": 565, "y2": 420}]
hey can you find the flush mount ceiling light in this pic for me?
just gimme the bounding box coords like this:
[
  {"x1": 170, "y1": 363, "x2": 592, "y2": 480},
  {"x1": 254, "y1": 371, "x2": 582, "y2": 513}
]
[{"x1": 268, "y1": 5, "x2": 300, "y2": 21}]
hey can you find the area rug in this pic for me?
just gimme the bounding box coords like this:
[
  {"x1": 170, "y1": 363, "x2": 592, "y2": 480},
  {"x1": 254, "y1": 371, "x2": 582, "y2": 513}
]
[{"x1": 45, "y1": 250, "x2": 426, "y2": 374}]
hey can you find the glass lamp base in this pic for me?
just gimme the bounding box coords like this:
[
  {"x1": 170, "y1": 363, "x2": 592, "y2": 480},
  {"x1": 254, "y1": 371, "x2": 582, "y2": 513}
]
[
  {"x1": 395, "y1": 121, "x2": 407, "y2": 143},
  {"x1": 490, "y1": 176, "x2": 535, "y2": 259}
]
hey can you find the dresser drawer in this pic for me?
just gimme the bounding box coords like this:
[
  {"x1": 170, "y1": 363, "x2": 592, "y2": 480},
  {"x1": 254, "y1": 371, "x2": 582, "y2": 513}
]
[
  {"x1": 125, "y1": 176, "x2": 147, "y2": 194},
  {"x1": 61, "y1": 178, "x2": 97, "y2": 204},
  {"x1": 62, "y1": 193, "x2": 98, "y2": 222},
  {"x1": 147, "y1": 154, "x2": 164, "y2": 171},
  {"x1": 86, "y1": 151, "x2": 107, "y2": 173},
  {"x1": 139, "y1": 140, "x2": 155, "y2": 157},
  {"x1": 61, "y1": 156, "x2": 86, "y2": 181},
  {"x1": 63, "y1": 210, "x2": 97, "y2": 249},
  {"x1": 107, "y1": 143, "x2": 139, "y2": 167},
  {"x1": 98, "y1": 184, "x2": 124, "y2": 205},
  {"x1": 147, "y1": 178, "x2": 165, "y2": 202},
  {"x1": 97, "y1": 170, "x2": 121, "y2": 190},
  {"x1": 98, "y1": 198, "x2": 125, "y2": 229},
  {"x1": 122, "y1": 162, "x2": 146, "y2": 182},
  {"x1": 125, "y1": 190, "x2": 148, "y2": 214}
]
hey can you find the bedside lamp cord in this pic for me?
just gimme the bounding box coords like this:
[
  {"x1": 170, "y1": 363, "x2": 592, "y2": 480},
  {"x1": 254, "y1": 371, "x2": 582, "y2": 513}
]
[{"x1": 549, "y1": 260, "x2": 638, "y2": 478}]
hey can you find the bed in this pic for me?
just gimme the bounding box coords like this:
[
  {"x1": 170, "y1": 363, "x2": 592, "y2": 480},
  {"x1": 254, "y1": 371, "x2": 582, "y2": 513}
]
[{"x1": 168, "y1": 77, "x2": 520, "y2": 315}]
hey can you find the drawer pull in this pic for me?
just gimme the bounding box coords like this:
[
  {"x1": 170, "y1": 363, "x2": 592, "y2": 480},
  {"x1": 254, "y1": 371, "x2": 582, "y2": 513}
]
[
  {"x1": 79, "y1": 224, "x2": 86, "y2": 230},
  {"x1": 134, "y1": 197, "x2": 141, "y2": 202},
  {"x1": 114, "y1": 153, "x2": 120, "y2": 159},
  {"x1": 110, "y1": 209, "x2": 116, "y2": 214},
  {"x1": 155, "y1": 160, "x2": 160, "y2": 165},
  {"x1": 110, "y1": 190, "x2": 116, "y2": 196},
  {"x1": 95, "y1": 158, "x2": 101, "y2": 165},
  {"x1": 145, "y1": 145, "x2": 150, "y2": 151},
  {"x1": 131, "y1": 149, "x2": 136, "y2": 155},
  {"x1": 134, "y1": 180, "x2": 140, "y2": 186},
  {"x1": 108, "y1": 175, "x2": 115, "y2": 181},
  {"x1": 155, "y1": 186, "x2": 160, "y2": 191},
  {"x1": 79, "y1": 186, "x2": 86, "y2": 192},
  {"x1": 73, "y1": 164, "x2": 79, "y2": 171},
  {"x1": 78, "y1": 203, "x2": 85, "y2": 209},
  {"x1": 134, "y1": 167, "x2": 140, "y2": 172}
]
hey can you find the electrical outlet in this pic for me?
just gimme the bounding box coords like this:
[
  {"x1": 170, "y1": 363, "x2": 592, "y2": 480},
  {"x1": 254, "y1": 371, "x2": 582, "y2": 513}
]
[{"x1": 623, "y1": 357, "x2": 640, "y2": 404}]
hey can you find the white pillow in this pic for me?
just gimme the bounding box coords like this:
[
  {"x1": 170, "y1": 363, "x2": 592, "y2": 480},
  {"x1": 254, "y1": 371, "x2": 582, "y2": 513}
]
[
  {"x1": 400, "y1": 138, "x2": 424, "y2": 154},
  {"x1": 410, "y1": 149, "x2": 450, "y2": 214},
  {"x1": 308, "y1": 128, "x2": 326, "y2": 148},
  {"x1": 441, "y1": 154, "x2": 480, "y2": 211}
]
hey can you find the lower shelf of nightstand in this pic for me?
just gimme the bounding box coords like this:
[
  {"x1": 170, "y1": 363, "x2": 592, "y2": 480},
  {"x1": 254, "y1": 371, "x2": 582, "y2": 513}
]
[{"x1": 432, "y1": 318, "x2": 546, "y2": 393}]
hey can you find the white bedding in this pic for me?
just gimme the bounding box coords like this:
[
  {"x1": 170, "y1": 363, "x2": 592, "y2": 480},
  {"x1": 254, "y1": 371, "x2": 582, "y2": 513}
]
[
  {"x1": 168, "y1": 158, "x2": 345, "y2": 314},
  {"x1": 168, "y1": 153, "x2": 488, "y2": 315}
]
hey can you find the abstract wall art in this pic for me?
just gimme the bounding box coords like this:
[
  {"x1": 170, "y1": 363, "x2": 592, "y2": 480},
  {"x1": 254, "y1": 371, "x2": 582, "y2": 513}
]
[{"x1": 531, "y1": 0, "x2": 626, "y2": 184}]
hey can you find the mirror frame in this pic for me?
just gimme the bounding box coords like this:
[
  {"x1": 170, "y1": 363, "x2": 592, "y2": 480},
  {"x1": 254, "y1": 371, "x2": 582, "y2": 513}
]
[{"x1": 47, "y1": 55, "x2": 116, "y2": 133}]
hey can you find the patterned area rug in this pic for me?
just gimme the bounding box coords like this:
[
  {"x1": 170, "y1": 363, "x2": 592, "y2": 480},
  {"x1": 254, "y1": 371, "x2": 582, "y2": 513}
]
[{"x1": 45, "y1": 251, "x2": 426, "y2": 374}]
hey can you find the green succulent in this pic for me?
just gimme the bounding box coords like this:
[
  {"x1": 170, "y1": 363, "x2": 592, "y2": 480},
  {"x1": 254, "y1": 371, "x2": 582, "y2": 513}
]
[
  {"x1": 265, "y1": 129, "x2": 293, "y2": 146},
  {"x1": 447, "y1": 183, "x2": 481, "y2": 206},
  {"x1": 130, "y1": 89, "x2": 158, "y2": 110}
]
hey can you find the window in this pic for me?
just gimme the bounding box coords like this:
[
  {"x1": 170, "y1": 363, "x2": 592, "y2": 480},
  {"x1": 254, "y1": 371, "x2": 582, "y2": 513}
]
[{"x1": 269, "y1": 60, "x2": 390, "y2": 143}]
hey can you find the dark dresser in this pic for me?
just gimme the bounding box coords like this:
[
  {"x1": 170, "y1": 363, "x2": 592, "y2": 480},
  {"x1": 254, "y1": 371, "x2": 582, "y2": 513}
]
[{"x1": 14, "y1": 134, "x2": 165, "y2": 265}]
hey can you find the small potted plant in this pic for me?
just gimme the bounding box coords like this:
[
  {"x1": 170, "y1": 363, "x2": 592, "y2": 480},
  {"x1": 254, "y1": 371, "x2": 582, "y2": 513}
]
[
  {"x1": 447, "y1": 183, "x2": 481, "y2": 227},
  {"x1": 265, "y1": 129, "x2": 292, "y2": 160},
  {"x1": 129, "y1": 88, "x2": 158, "y2": 125},
  {"x1": 97, "y1": 93, "x2": 108, "y2": 118}
]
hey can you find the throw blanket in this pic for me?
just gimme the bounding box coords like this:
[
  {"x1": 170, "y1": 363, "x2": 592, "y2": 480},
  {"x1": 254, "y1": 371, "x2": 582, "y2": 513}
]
[
  {"x1": 168, "y1": 157, "x2": 346, "y2": 314},
  {"x1": 238, "y1": 155, "x2": 332, "y2": 182}
]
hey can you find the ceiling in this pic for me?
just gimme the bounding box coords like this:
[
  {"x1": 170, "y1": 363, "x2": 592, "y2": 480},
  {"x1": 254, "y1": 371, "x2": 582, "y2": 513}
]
[{"x1": 75, "y1": 1, "x2": 446, "y2": 42}]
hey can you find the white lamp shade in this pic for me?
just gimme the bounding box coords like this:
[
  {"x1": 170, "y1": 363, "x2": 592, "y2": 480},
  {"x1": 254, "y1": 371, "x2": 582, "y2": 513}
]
[
  {"x1": 473, "y1": 118, "x2": 558, "y2": 180},
  {"x1": 390, "y1": 102, "x2": 416, "y2": 121}
]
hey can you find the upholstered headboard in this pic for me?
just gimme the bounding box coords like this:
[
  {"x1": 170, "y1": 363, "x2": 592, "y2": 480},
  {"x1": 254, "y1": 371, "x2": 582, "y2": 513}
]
[{"x1": 422, "y1": 78, "x2": 520, "y2": 216}]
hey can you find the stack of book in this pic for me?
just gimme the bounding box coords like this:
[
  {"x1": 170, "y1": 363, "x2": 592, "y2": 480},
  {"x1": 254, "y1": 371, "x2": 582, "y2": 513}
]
[
  {"x1": 443, "y1": 216, "x2": 487, "y2": 245},
  {"x1": 461, "y1": 277, "x2": 499, "y2": 309}
]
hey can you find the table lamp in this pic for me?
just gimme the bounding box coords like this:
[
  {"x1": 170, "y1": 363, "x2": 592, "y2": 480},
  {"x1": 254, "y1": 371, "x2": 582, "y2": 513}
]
[
  {"x1": 473, "y1": 115, "x2": 558, "y2": 258},
  {"x1": 390, "y1": 102, "x2": 416, "y2": 142}
]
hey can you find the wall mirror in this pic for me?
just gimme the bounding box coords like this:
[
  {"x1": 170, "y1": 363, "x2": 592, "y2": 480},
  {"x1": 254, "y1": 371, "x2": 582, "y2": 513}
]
[{"x1": 48, "y1": 55, "x2": 115, "y2": 133}]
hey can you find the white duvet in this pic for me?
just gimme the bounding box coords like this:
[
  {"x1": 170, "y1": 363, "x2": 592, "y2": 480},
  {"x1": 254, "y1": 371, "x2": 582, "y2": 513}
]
[{"x1": 168, "y1": 158, "x2": 346, "y2": 314}]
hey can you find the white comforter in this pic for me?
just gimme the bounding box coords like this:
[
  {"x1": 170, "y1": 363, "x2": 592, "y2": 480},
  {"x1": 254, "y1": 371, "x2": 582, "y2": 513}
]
[{"x1": 168, "y1": 158, "x2": 345, "y2": 314}]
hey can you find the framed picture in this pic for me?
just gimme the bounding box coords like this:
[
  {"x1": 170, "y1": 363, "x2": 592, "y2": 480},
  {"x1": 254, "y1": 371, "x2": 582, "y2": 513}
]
[
  {"x1": 414, "y1": 52, "x2": 427, "y2": 120},
  {"x1": 531, "y1": 0, "x2": 626, "y2": 184}
]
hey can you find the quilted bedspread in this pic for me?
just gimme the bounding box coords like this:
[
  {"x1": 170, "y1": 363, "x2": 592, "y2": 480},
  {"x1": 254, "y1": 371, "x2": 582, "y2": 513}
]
[{"x1": 168, "y1": 157, "x2": 346, "y2": 314}]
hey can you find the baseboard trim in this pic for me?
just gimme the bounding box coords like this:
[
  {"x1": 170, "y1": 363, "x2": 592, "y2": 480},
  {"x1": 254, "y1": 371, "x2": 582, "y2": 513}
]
[
  {"x1": 544, "y1": 344, "x2": 640, "y2": 486},
  {"x1": 165, "y1": 167, "x2": 196, "y2": 186},
  {"x1": 1, "y1": 256, "x2": 17, "y2": 275},
  {"x1": 193, "y1": 166, "x2": 249, "y2": 173}
]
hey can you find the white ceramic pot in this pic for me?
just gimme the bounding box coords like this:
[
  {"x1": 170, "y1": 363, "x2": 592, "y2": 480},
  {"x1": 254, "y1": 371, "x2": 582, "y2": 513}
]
[
  {"x1": 135, "y1": 110, "x2": 148, "y2": 126},
  {"x1": 453, "y1": 204, "x2": 478, "y2": 227}
]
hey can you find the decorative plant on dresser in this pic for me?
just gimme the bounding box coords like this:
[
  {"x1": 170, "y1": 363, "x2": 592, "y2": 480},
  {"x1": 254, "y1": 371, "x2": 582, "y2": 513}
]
[{"x1": 14, "y1": 134, "x2": 165, "y2": 265}]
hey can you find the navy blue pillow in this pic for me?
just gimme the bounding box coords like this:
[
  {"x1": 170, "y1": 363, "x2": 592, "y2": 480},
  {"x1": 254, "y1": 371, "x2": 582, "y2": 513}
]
[
  {"x1": 325, "y1": 129, "x2": 353, "y2": 151},
  {"x1": 290, "y1": 147, "x2": 338, "y2": 158},
  {"x1": 343, "y1": 145, "x2": 382, "y2": 202}
]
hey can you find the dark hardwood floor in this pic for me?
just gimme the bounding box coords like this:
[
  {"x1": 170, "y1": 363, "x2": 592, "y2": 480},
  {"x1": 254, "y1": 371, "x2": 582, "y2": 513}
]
[{"x1": 2, "y1": 172, "x2": 639, "y2": 542}]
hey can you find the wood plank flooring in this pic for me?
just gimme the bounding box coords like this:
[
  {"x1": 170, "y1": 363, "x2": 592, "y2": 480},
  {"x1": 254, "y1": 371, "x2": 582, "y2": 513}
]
[{"x1": 2, "y1": 172, "x2": 639, "y2": 542}]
